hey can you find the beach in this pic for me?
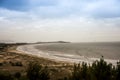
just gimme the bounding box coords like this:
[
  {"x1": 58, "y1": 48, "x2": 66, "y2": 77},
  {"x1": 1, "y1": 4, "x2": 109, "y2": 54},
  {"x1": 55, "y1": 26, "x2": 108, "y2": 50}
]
[
  {"x1": 17, "y1": 43, "x2": 120, "y2": 65},
  {"x1": 0, "y1": 45, "x2": 72, "y2": 80}
]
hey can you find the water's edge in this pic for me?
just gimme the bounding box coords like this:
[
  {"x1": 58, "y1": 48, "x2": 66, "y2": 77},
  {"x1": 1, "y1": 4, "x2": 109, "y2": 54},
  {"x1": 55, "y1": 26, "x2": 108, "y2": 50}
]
[{"x1": 17, "y1": 44, "x2": 118, "y2": 65}]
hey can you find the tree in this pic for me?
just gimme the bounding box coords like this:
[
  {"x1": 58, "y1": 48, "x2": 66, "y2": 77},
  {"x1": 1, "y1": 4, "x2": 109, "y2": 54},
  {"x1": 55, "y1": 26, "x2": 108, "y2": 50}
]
[
  {"x1": 70, "y1": 62, "x2": 90, "y2": 80},
  {"x1": 0, "y1": 71, "x2": 13, "y2": 80},
  {"x1": 91, "y1": 58, "x2": 112, "y2": 80},
  {"x1": 26, "y1": 62, "x2": 50, "y2": 80},
  {"x1": 116, "y1": 62, "x2": 120, "y2": 80},
  {"x1": 14, "y1": 72, "x2": 21, "y2": 80}
]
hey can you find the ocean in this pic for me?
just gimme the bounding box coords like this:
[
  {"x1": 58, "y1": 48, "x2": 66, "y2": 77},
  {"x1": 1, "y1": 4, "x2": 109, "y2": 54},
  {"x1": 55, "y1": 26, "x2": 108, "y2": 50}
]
[
  {"x1": 17, "y1": 42, "x2": 120, "y2": 64},
  {"x1": 35, "y1": 42, "x2": 120, "y2": 60}
]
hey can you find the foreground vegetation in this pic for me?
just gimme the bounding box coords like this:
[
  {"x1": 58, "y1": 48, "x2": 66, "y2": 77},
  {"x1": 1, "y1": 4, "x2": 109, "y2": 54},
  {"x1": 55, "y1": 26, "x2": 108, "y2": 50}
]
[
  {"x1": 70, "y1": 59, "x2": 120, "y2": 80},
  {"x1": 0, "y1": 58, "x2": 120, "y2": 80}
]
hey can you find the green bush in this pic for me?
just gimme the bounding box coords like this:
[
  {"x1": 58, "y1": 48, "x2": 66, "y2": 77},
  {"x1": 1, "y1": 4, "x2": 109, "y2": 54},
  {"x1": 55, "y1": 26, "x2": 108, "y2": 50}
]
[
  {"x1": 15, "y1": 61, "x2": 23, "y2": 66},
  {"x1": 70, "y1": 62, "x2": 90, "y2": 80},
  {"x1": 14, "y1": 72, "x2": 21, "y2": 79},
  {"x1": 0, "y1": 62, "x2": 3, "y2": 66},
  {"x1": 27, "y1": 62, "x2": 50, "y2": 80},
  {"x1": 0, "y1": 71, "x2": 13, "y2": 80},
  {"x1": 10, "y1": 61, "x2": 23, "y2": 66},
  {"x1": 91, "y1": 58, "x2": 113, "y2": 80},
  {"x1": 116, "y1": 62, "x2": 120, "y2": 80},
  {"x1": 66, "y1": 58, "x2": 120, "y2": 80}
]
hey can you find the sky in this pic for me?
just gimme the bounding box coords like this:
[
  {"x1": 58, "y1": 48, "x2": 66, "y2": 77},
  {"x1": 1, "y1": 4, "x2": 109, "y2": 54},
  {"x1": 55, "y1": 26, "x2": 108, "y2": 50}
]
[{"x1": 0, "y1": 0, "x2": 120, "y2": 42}]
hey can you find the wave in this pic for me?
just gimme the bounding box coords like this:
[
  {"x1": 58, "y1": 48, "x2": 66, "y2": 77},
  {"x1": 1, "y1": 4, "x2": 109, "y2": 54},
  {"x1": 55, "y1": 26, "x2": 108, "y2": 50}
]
[{"x1": 17, "y1": 44, "x2": 119, "y2": 65}]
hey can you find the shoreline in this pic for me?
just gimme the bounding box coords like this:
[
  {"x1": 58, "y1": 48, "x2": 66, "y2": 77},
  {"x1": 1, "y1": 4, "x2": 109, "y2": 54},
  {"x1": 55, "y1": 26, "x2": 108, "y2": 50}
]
[
  {"x1": 16, "y1": 45, "x2": 69, "y2": 64},
  {"x1": 0, "y1": 45, "x2": 72, "y2": 80},
  {"x1": 17, "y1": 44, "x2": 118, "y2": 65},
  {"x1": 8, "y1": 46, "x2": 64, "y2": 65}
]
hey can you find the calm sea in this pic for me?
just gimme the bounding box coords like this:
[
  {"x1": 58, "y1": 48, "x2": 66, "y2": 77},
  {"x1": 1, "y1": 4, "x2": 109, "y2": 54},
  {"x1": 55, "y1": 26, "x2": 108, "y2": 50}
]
[{"x1": 35, "y1": 42, "x2": 120, "y2": 60}]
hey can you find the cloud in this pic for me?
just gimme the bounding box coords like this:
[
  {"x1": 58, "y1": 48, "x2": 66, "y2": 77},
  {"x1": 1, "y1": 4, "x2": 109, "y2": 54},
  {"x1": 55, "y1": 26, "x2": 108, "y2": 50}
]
[
  {"x1": 83, "y1": 0, "x2": 120, "y2": 18},
  {"x1": 1, "y1": 0, "x2": 120, "y2": 18},
  {"x1": 0, "y1": 0, "x2": 120, "y2": 42},
  {"x1": 30, "y1": 0, "x2": 120, "y2": 18},
  {"x1": 0, "y1": 13, "x2": 120, "y2": 42}
]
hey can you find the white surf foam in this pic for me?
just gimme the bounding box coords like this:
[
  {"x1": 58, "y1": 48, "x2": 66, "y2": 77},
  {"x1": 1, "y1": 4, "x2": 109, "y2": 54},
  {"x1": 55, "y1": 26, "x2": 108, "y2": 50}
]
[{"x1": 17, "y1": 44, "x2": 118, "y2": 65}]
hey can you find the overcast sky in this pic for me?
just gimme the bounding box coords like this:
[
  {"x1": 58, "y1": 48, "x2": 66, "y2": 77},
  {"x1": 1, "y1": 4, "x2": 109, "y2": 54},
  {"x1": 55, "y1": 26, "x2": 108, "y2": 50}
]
[{"x1": 0, "y1": 0, "x2": 120, "y2": 42}]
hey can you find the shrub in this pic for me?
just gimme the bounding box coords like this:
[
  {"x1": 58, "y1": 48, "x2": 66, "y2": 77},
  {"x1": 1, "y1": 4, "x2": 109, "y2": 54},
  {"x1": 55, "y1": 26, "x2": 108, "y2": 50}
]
[
  {"x1": 0, "y1": 62, "x2": 3, "y2": 66},
  {"x1": 10, "y1": 61, "x2": 23, "y2": 66},
  {"x1": 14, "y1": 72, "x2": 21, "y2": 79},
  {"x1": 66, "y1": 57, "x2": 119, "y2": 80},
  {"x1": 91, "y1": 58, "x2": 113, "y2": 80},
  {"x1": 0, "y1": 71, "x2": 13, "y2": 80},
  {"x1": 70, "y1": 62, "x2": 90, "y2": 80},
  {"x1": 27, "y1": 62, "x2": 50, "y2": 80},
  {"x1": 15, "y1": 61, "x2": 23, "y2": 66},
  {"x1": 116, "y1": 62, "x2": 120, "y2": 80}
]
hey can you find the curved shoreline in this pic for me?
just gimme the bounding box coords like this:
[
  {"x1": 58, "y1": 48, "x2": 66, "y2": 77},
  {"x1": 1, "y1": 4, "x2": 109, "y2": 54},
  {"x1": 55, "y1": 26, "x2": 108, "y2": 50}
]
[{"x1": 17, "y1": 44, "x2": 118, "y2": 65}]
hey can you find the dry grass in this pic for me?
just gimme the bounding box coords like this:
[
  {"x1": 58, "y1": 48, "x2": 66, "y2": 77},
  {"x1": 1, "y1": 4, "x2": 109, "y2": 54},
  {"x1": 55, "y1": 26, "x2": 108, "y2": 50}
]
[{"x1": 0, "y1": 45, "x2": 72, "y2": 80}]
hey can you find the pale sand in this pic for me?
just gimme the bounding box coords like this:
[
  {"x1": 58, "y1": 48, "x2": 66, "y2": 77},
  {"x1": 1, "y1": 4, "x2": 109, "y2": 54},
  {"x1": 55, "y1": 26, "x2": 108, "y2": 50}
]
[{"x1": 17, "y1": 44, "x2": 119, "y2": 66}]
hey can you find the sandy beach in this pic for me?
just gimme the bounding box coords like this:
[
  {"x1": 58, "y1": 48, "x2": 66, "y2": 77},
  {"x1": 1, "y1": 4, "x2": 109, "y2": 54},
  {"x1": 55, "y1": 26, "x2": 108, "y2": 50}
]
[{"x1": 0, "y1": 45, "x2": 72, "y2": 80}]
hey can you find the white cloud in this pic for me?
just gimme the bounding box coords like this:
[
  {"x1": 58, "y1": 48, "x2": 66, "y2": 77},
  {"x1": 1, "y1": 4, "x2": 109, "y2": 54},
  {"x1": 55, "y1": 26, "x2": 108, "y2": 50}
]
[
  {"x1": 0, "y1": 11, "x2": 120, "y2": 42},
  {"x1": 0, "y1": 0, "x2": 120, "y2": 42}
]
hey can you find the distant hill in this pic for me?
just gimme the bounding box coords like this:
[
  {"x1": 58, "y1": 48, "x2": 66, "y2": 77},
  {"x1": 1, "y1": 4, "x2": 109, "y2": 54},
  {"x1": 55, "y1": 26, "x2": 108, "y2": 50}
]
[{"x1": 35, "y1": 41, "x2": 70, "y2": 44}]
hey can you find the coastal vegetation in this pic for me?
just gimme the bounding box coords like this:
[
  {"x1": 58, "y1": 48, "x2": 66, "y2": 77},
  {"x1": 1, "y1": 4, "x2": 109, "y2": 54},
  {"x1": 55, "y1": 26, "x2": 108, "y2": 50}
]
[
  {"x1": 68, "y1": 59, "x2": 120, "y2": 80},
  {"x1": 0, "y1": 59, "x2": 120, "y2": 80},
  {"x1": 0, "y1": 43, "x2": 120, "y2": 80}
]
